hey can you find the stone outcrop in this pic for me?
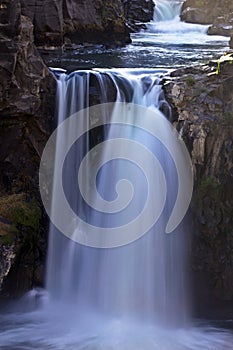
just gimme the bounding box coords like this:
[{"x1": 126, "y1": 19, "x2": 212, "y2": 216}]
[
  {"x1": 0, "y1": 0, "x2": 56, "y2": 296},
  {"x1": 63, "y1": 1, "x2": 131, "y2": 48},
  {"x1": 20, "y1": 0, "x2": 131, "y2": 49},
  {"x1": 207, "y1": 14, "x2": 233, "y2": 37},
  {"x1": 123, "y1": 0, "x2": 155, "y2": 32},
  {"x1": 181, "y1": 0, "x2": 233, "y2": 40},
  {"x1": 163, "y1": 53, "x2": 233, "y2": 303},
  {"x1": 181, "y1": 0, "x2": 233, "y2": 24}
]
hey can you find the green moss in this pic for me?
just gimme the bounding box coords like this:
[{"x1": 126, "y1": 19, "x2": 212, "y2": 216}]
[
  {"x1": 0, "y1": 231, "x2": 15, "y2": 245},
  {"x1": 0, "y1": 193, "x2": 41, "y2": 234},
  {"x1": 12, "y1": 198, "x2": 41, "y2": 232},
  {"x1": 198, "y1": 176, "x2": 221, "y2": 201},
  {"x1": 186, "y1": 76, "x2": 195, "y2": 87},
  {"x1": 0, "y1": 224, "x2": 18, "y2": 245}
]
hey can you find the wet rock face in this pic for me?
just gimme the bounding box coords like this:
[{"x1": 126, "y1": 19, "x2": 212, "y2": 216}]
[
  {"x1": 181, "y1": 0, "x2": 233, "y2": 37},
  {"x1": 20, "y1": 0, "x2": 131, "y2": 49},
  {"x1": 21, "y1": 0, "x2": 63, "y2": 47},
  {"x1": 63, "y1": 0, "x2": 131, "y2": 48},
  {"x1": 0, "y1": 0, "x2": 56, "y2": 296},
  {"x1": 163, "y1": 54, "x2": 233, "y2": 302}
]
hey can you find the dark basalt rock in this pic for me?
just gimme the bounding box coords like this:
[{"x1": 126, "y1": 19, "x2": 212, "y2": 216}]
[
  {"x1": 63, "y1": 1, "x2": 131, "y2": 47},
  {"x1": 123, "y1": 0, "x2": 155, "y2": 32},
  {"x1": 21, "y1": 0, "x2": 63, "y2": 47},
  {"x1": 163, "y1": 53, "x2": 233, "y2": 303},
  {"x1": 0, "y1": 0, "x2": 56, "y2": 296},
  {"x1": 20, "y1": 0, "x2": 131, "y2": 49}
]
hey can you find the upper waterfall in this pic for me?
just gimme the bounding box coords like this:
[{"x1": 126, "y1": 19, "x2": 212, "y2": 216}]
[
  {"x1": 153, "y1": 0, "x2": 182, "y2": 21},
  {"x1": 145, "y1": 0, "x2": 211, "y2": 39}
]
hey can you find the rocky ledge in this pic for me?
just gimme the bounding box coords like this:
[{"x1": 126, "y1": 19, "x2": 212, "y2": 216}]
[{"x1": 163, "y1": 53, "x2": 233, "y2": 304}]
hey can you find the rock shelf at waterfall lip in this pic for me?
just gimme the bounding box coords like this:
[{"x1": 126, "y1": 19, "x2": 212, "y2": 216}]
[{"x1": 49, "y1": 67, "x2": 175, "y2": 77}]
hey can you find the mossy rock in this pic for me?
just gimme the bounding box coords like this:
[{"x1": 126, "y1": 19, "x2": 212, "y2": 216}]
[
  {"x1": 198, "y1": 176, "x2": 221, "y2": 201},
  {"x1": 186, "y1": 75, "x2": 196, "y2": 87},
  {"x1": 0, "y1": 193, "x2": 41, "y2": 245}
]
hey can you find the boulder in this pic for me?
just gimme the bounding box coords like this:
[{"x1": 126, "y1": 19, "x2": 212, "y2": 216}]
[
  {"x1": 181, "y1": 0, "x2": 233, "y2": 27},
  {"x1": 208, "y1": 13, "x2": 233, "y2": 37}
]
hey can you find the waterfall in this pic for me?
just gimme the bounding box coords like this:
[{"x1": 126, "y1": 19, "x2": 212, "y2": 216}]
[
  {"x1": 44, "y1": 68, "x2": 190, "y2": 328},
  {"x1": 146, "y1": 0, "x2": 209, "y2": 36},
  {"x1": 153, "y1": 0, "x2": 182, "y2": 21}
]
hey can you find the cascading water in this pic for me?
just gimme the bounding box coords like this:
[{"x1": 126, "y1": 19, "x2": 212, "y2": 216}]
[
  {"x1": 153, "y1": 0, "x2": 182, "y2": 21},
  {"x1": 131, "y1": 0, "x2": 229, "y2": 66},
  {"x1": 46, "y1": 68, "x2": 189, "y2": 327},
  {"x1": 147, "y1": 0, "x2": 209, "y2": 37}
]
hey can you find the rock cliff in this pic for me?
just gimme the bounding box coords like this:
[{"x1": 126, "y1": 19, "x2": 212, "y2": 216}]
[
  {"x1": 20, "y1": 0, "x2": 131, "y2": 49},
  {"x1": 0, "y1": 0, "x2": 55, "y2": 296},
  {"x1": 163, "y1": 53, "x2": 233, "y2": 304}
]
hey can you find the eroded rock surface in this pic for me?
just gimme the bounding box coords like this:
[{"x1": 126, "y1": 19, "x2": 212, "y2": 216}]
[
  {"x1": 123, "y1": 0, "x2": 155, "y2": 32},
  {"x1": 163, "y1": 53, "x2": 233, "y2": 303},
  {"x1": 20, "y1": 0, "x2": 131, "y2": 49},
  {"x1": 0, "y1": 0, "x2": 55, "y2": 296}
]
